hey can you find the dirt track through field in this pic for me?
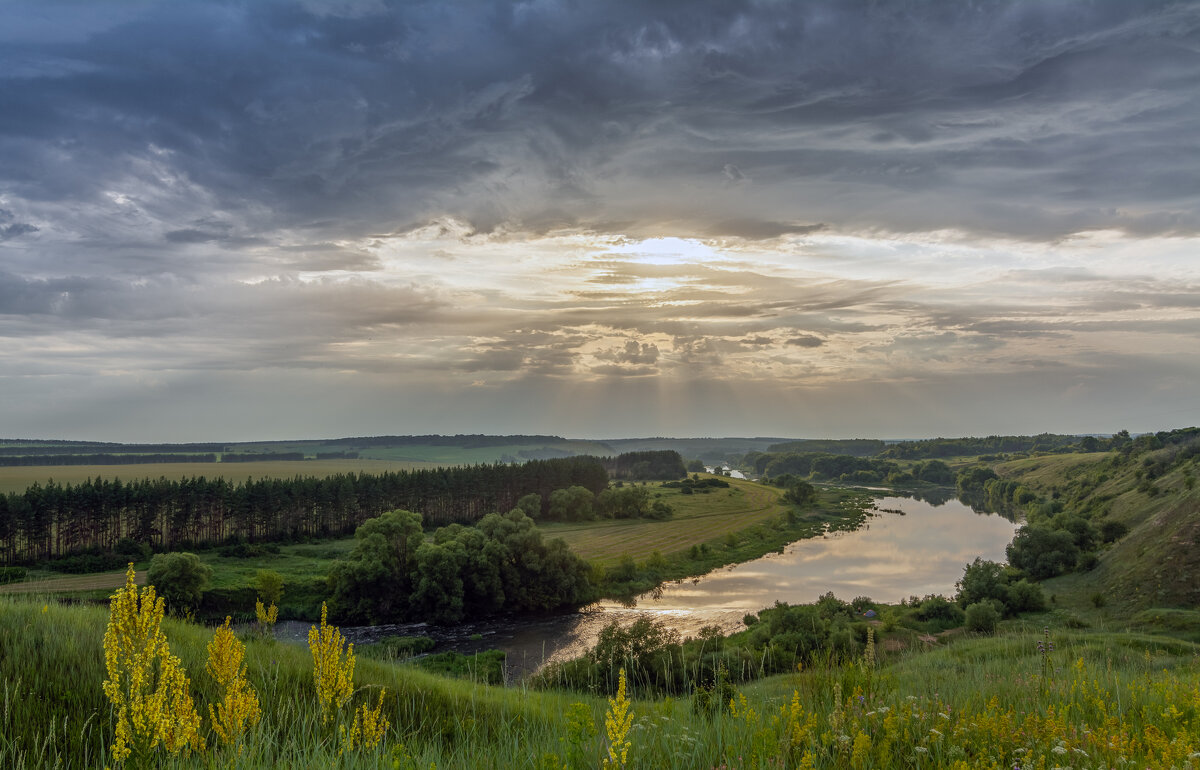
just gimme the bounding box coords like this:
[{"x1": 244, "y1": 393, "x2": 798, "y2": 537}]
[{"x1": 0, "y1": 570, "x2": 145, "y2": 594}]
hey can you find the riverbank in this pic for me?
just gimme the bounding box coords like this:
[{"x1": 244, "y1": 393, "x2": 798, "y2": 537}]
[
  {"x1": 587, "y1": 483, "x2": 875, "y2": 601},
  {"x1": 8, "y1": 478, "x2": 873, "y2": 631}
]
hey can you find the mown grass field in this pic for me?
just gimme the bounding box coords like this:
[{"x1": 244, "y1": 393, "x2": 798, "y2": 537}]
[
  {"x1": 0, "y1": 569, "x2": 145, "y2": 595},
  {"x1": 0, "y1": 459, "x2": 439, "y2": 494},
  {"x1": 542, "y1": 476, "x2": 805, "y2": 565}
]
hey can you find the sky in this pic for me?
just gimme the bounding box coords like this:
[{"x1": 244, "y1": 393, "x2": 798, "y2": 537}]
[{"x1": 1, "y1": 0, "x2": 1198, "y2": 442}]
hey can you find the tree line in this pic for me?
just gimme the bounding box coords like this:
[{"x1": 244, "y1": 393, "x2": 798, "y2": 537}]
[
  {"x1": 220, "y1": 452, "x2": 306, "y2": 463},
  {"x1": 0, "y1": 453, "x2": 218, "y2": 467},
  {"x1": 764, "y1": 439, "x2": 886, "y2": 457},
  {"x1": 601, "y1": 450, "x2": 687, "y2": 480},
  {"x1": 747, "y1": 451, "x2": 955, "y2": 487},
  {"x1": 0, "y1": 441, "x2": 225, "y2": 455},
  {"x1": 877, "y1": 433, "x2": 1085, "y2": 460},
  {"x1": 0, "y1": 456, "x2": 608, "y2": 565}
]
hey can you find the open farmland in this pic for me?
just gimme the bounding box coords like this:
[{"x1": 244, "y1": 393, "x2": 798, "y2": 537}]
[
  {"x1": 0, "y1": 458, "x2": 439, "y2": 494},
  {"x1": 541, "y1": 476, "x2": 796, "y2": 565}
]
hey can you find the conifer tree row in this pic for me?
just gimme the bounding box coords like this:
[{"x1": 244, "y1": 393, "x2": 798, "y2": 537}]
[{"x1": 0, "y1": 456, "x2": 608, "y2": 565}]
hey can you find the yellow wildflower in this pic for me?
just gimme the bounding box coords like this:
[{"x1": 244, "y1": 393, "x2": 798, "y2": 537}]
[
  {"x1": 102, "y1": 564, "x2": 205, "y2": 765},
  {"x1": 206, "y1": 616, "x2": 262, "y2": 752},
  {"x1": 340, "y1": 688, "x2": 389, "y2": 755},
  {"x1": 308, "y1": 602, "x2": 355, "y2": 722},
  {"x1": 255, "y1": 598, "x2": 278, "y2": 628},
  {"x1": 603, "y1": 668, "x2": 633, "y2": 768}
]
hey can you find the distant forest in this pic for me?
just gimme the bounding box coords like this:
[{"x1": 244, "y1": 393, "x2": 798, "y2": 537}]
[
  {"x1": 0, "y1": 457, "x2": 608, "y2": 565},
  {"x1": 602, "y1": 450, "x2": 687, "y2": 480},
  {"x1": 877, "y1": 433, "x2": 1084, "y2": 459},
  {"x1": 0, "y1": 454, "x2": 218, "y2": 467}
]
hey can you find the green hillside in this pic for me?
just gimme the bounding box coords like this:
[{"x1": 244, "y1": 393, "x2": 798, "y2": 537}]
[
  {"x1": 982, "y1": 432, "x2": 1200, "y2": 615},
  {"x1": 3, "y1": 590, "x2": 1198, "y2": 768}
]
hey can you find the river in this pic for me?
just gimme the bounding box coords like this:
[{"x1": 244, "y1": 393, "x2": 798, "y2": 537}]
[{"x1": 277, "y1": 493, "x2": 1019, "y2": 679}]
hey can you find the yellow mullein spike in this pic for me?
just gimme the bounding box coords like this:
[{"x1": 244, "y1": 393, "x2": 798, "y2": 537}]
[
  {"x1": 308, "y1": 602, "x2": 356, "y2": 722},
  {"x1": 255, "y1": 599, "x2": 278, "y2": 628},
  {"x1": 602, "y1": 668, "x2": 633, "y2": 768},
  {"x1": 341, "y1": 688, "x2": 389, "y2": 755},
  {"x1": 102, "y1": 563, "x2": 205, "y2": 765},
  {"x1": 206, "y1": 617, "x2": 262, "y2": 752}
]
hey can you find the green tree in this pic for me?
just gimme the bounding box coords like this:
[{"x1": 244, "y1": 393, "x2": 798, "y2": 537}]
[
  {"x1": 547, "y1": 486, "x2": 595, "y2": 521},
  {"x1": 411, "y1": 542, "x2": 465, "y2": 623},
  {"x1": 783, "y1": 480, "x2": 816, "y2": 507},
  {"x1": 1006, "y1": 525, "x2": 1079, "y2": 580},
  {"x1": 955, "y1": 558, "x2": 1008, "y2": 609},
  {"x1": 146, "y1": 552, "x2": 212, "y2": 614},
  {"x1": 916, "y1": 459, "x2": 955, "y2": 484},
  {"x1": 515, "y1": 493, "x2": 542, "y2": 520},
  {"x1": 328, "y1": 509, "x2": 424, "y2": 623}
]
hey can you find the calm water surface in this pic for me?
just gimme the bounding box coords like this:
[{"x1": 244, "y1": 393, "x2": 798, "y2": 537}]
[{"x1": 279, "y1": 494, "x2": 1018, "y2": 678}]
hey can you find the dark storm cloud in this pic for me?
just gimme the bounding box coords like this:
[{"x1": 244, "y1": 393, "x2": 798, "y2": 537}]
[
  {"x1": 0, "y1": 209, "x2": 37, "y2": 241},
  {"x1": 1, "y1": 0, "x2": 1197, "y2": 254},
  {"x1": 2, "y1": 0, "x2": 1198, "y2": 440}
]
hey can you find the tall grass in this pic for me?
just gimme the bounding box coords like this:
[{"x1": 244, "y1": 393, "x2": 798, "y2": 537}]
[{"x1": 2, "y1": 593, "x2": 1198, "y2": 768}]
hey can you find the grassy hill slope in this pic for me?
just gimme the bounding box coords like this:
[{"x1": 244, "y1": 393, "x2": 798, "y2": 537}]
[
  {"x1": 990, "y1": 442, "x2": 1199, "y2": 615},
  {"x1": 4, "y1": 593, "x2": 1198, "y2": 769}
]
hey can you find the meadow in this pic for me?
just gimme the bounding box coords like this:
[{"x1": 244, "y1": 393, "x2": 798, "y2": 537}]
[
  {"x1": 541, "y1": 476, "x2": 797, "y2": 564},
  {"x1": 3, "y1": 589, "x2": 1198, "y2": 769}
]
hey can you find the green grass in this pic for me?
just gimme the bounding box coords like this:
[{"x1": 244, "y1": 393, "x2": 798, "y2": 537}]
[
  {"x1": 542, "y1": 476, "x2": 803, "y2": 565},
  {"x1": 992, "y1": 449, "x2": 1200, "y2": 616},
  {"x1": 4, "y1": 594, "x2": 1198, "y2": 769},
  {"x1": 194, "y1": 539, "x2": 358, "y2": 591}
]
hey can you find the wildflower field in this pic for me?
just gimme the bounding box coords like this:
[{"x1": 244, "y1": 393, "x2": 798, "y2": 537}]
[{"x1": 2, "y1": 575, "x2": 1198, "y2": 769}]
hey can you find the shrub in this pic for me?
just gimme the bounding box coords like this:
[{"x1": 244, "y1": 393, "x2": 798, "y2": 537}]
[
  {"x1": 914, "y1": 595, "x2": 964, "y2": 626},
  {"x1": 783, "y1": 481, "x2": 816, "y2": 506},
  {"x1": 1005, "y1": 579, "x2": 1047, "y2": 614},
  {"x1": 965, "y1": 601, "x2": 1001, "y2": 634},
  {"x1": 47, "y1": 552, "x2": 127, "y2": 574},
  {"x1": 1098, "y1": 519, "x2": 1129, "y2": 543},
  {"x1": 252, "y1": 569, "x2": 284, "y2": 606},
  {"x1": 368, "y1": 635, "x2": 436, "y2": 660},
  {"x1": 147, "y1": 552, "x2": 213, "y2": 614}
]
